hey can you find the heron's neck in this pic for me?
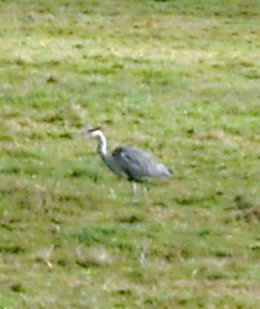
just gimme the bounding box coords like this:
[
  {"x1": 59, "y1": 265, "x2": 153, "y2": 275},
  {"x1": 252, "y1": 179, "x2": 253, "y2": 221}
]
[{"x1": 96, "y1": 131, "x2": 108, "y2": 158}]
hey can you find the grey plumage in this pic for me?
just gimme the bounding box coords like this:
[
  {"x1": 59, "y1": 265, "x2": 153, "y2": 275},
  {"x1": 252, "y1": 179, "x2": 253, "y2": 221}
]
[
  {"x1": 111, "y1": 146, "x2": 171, "y2": 181},
  {"x1": 83, "y1": 127, "x2": 172, "y2": 183}
]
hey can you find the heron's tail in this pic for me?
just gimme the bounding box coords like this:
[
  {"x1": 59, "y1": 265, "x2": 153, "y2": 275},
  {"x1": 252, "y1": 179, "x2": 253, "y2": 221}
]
[
  {"x1": 167, "y1": 168, "x2": 173, "y2": 176},
  {"x1": 157, "y1": 164, "x2": 172, "y2": 177}
]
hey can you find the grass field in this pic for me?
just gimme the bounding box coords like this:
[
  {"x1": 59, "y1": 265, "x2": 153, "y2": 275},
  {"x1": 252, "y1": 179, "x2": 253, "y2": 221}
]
[{"x1": 0, "y1": 0, "x2": 260, "y2": 308}]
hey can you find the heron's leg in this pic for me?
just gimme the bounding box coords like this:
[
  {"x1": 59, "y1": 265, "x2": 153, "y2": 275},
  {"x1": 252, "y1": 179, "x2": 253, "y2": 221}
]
[
  {"x1": 132, "y1": 182, "x2": 137, "y2": 196},
  {"x1": 143, "y1": 186, "x2": 149, "y2": 204},
  {"x1": 129, "y1": 182, "x2": 138, "y2": 204}
]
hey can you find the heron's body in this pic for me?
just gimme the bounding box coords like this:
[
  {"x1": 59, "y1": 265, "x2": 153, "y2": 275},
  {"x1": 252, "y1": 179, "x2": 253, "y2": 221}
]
[
  {"x1": 110, "y1": 146, "x2": 171, "y2": 181},
  {"x1": 85, "y1": 128, "x2": 172, "y2": 183}
]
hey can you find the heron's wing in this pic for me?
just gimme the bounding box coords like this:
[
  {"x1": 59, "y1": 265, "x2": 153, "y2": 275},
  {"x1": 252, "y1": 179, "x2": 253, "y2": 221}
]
[{"x1": 112, "y1": 146, "x2": 171, "y2": 181}]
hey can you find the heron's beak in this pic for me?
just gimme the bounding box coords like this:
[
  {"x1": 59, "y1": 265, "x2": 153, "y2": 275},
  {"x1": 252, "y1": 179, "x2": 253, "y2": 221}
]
[
  {"x1": 88, "y1": 126, "x2": 101, "y2": 132},
  {"x1": 80, "y1": 126, "x2": 101, "y2": 137},
  {"x1": 80, "y1": 127, "x2": 91, "y2": 137}
]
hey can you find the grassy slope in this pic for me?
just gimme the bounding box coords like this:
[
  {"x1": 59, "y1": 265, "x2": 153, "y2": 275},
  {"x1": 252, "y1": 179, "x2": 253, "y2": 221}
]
[{"x1": 0, "y1": 0, "x2": 259, "y2": 308}]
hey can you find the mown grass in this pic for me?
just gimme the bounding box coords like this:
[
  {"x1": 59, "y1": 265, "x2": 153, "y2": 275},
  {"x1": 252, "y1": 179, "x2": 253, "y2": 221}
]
[{"x1": 0, "y1": 0, "x2": 260, "y2": 308}]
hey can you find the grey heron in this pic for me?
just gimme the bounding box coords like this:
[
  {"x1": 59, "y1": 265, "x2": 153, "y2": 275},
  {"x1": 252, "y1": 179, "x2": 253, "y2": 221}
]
[{"x1": 83, "y1": 127, "x2": 172, "y2": 198}]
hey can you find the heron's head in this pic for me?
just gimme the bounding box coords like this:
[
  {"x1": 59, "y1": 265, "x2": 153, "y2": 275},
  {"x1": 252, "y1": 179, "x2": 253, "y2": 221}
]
[
  {"x1": 82, "y1": 126, "x2": 107, "y2": 153},
  {"x1": 81, "y1": 126, "x2": 102, "y2": 139}
]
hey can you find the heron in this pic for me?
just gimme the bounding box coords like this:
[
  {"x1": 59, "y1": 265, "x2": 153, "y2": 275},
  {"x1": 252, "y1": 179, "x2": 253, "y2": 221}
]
[{"x1": 83, "y1": 127, "x2": 172, "y2": 199}]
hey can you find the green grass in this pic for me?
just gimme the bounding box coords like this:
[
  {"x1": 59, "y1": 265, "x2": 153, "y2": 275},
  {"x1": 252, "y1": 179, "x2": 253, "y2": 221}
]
[{"x1": 0, "y1": 0, "x2": 260, "y2": 308}]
